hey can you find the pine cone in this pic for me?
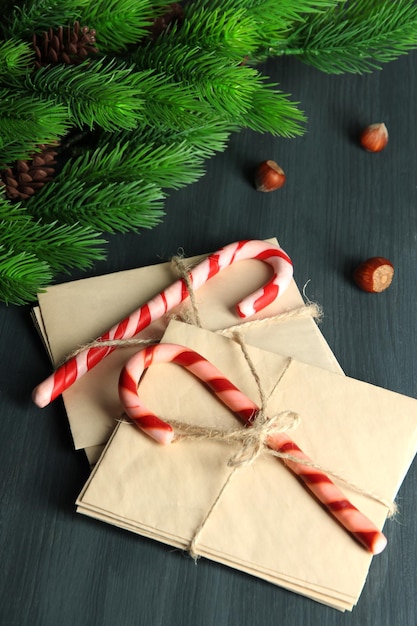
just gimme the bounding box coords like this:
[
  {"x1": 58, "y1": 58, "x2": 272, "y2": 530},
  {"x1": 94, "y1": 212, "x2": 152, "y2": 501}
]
[
  {"x1": 1, "y1": 145, "x2": 58, "y2": 201},
  {"x1": 32, "y1": 21, "x2": 98, "y2": 68},
  {"x1": 149, "y1": 3, "x2": 184, "y2": 40}
]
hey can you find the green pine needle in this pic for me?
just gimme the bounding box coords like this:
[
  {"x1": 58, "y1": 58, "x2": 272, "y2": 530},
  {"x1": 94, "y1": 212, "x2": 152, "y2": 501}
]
[
  {"x1": 280, "y1": 0, "x2": 417, "y2": 73},
  {"x1": 186, "y1": 0, "x2": 339, "y2": 17},
  {"x1": 166, "y1": 120, "x2": 233, "y2": 159},
  {"x1": 60, "y1": 139, "x2": 206, "y2": 189},
  {"x1": 184, "y1": 0, "x2": 341, "y2": 59},
  {"x1": 0, "y1": 199, "x2": 106, "y2": 304},
  {"x1": 164, "y1": 6, "x2": 261, "y2": 61},
  {"x1": 2, "y1": 0, "x2": 89, "y2": 39},
  {"x1": 0, "y1": 39, "x2": 35, "y2": 78},
  {"x1": 78, "y1": 0, "x2": 171, "y2": 52},
  {"x1": 0, "y1": 246, "x2": 52, "y2": 305},
  {"x1": 243, "y1": 81, "x2": 306, "y2": 137},
  {"x1": 24, "y1": 222, "x2": 107, "y2": 273},
  {"x1": 0, "y1": 89, "x2": 70, "y2": 164},
  {"x1": 119, "y1": 121, "x2": 234, "y2": 160},
  {"x1": 134, "y1": 42, "x2": 259, "y2": 114},
  {"x1": 133, "y1": 41, "x2": 305, "y2": 137},
  {"x1": 25, "y1": 177, "x2": 165, "y2": 234},
  {"x1": 131, "y1": 69, "x2": 216, "y2": 132},
  {"x1": 19, "y1": 59, "x2": 147, "y2": 131}
]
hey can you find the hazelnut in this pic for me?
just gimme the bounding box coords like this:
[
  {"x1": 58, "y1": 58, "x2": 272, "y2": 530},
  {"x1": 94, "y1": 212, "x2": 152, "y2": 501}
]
[
  {"x1": 353, "y1": 257, "x2": 394, "y2": 293},
  {"x1": 255, "y1": 160, "x2": 286, "y2": 192},
  {"x1": 360, "y1": 123, "x2": 388, "y2": 152}
]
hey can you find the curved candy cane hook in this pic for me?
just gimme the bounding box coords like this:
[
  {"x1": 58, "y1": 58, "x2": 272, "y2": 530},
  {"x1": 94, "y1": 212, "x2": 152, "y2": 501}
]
[
  {"x1": 33, "y1": 240, "x2": 293, "y2": 408},
  {"x1": 119, "y1": 342, "x2": 259, "y2": 445},
  {"x1": 119, "y1": 343, "x2": 387, "y2": 556}
]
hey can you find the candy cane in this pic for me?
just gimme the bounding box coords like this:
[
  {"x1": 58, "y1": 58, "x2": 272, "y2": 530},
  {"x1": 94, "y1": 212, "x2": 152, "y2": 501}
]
[
  {"x1": 119, "y1": 343, "x2": 388, "y2": 555},
  {"x1": 32, "y1": 240, "x2": 293, "y2": 408}
]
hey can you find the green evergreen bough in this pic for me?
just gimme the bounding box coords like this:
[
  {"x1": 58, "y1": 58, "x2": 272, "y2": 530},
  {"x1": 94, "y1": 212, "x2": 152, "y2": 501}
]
[{"x1": 1, "y1": 0, "x2": 417, "y2": 304}]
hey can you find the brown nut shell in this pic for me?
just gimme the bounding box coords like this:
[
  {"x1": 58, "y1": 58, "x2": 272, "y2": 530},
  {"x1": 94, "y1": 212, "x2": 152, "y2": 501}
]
[
  {"x1": 255, "y1": 160, "x2": 286, "y2": 192},
  {"x1": 360, "y1": 123, "x2": 388, "y2": 152},
  {"x1": 353, "y1": 257, "x2": 394, "y2": 293}
]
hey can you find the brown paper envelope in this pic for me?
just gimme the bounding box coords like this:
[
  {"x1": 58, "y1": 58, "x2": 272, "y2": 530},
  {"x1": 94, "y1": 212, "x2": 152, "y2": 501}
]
[
  {"x1": 75, "y1": 499, "x2": 354, "y2": 612},
  {"x1": 74, "y1": 505, "x2": 354, "y2": 610},
  {"x1": 34, "y1": 238, "x2": 342, "y2": 456},
  {"x1": 76, "y1": 321, "x2": 417, "y2": 610}
]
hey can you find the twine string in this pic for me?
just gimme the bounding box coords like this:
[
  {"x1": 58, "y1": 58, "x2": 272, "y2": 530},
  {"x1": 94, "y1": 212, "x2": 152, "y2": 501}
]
[{"x1": 171, "y1": 255, "x2": 203, "y2": 328}]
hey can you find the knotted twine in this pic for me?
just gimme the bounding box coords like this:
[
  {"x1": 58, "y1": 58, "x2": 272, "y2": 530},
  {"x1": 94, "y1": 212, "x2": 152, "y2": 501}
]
[{"x1": 61, "y1": 253, "x2": 397, "y2": 556}]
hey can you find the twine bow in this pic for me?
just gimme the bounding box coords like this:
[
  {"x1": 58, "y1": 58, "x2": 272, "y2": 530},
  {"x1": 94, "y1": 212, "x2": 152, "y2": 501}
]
[{"x1": 169, "y1": 409, "x2": 300, "y2": 468}]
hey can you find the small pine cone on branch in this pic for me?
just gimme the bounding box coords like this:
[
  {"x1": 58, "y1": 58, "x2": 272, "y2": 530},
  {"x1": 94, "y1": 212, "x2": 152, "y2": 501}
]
[
  {"x1": 1, "y1": 145, "x2": 58, "y2": 201},
  {"x1": 32, "y1": 21, "x2": 98, "y2": 68},
  {"x1": 149, "y1": 3, "x2": 184, "y2": 40}
]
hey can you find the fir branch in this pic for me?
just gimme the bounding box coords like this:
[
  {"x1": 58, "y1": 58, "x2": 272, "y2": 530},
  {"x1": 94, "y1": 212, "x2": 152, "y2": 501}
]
[
  {"x1": 279, "y1": 0, "x2": 417, "y2": 74},
  {"x1": 8, "y1": 220, "x2": 106, "y2": 274},
  {"x1": 0, "y1": 89, "x2": 70, "y2": 164},
  {"x1": 129, "y1": 69, "x2": 217, "y2": 132},
  {"x1": 133, "y1": 41, "x2": 305, "y2": 136},
  {"x1": 78, "y1": 0, "x2": 171, "y2": 52},
  {"x1": 0, "y1": 245, "x2": 52, "y2": 305},
  {"x1": 18, "y1": 59, "x2": 147, "y2": 131},
  {"x1": 60, "y1": 139, "x2": 206, "y2": 189},
  {"x1": 186, "y1": 0, "x2": 339, "y2": 17},
  {"x1": 104, "y1": 120, "x2": 234, "y2": 161},
  {"x1": 1, "y1": 0, "x2": 89, "y2": 39},
  {"x1": 184, "y1": 0, "x2": 341, "y2": 59},
  {"x1": 163, "y1": 6, "x2": 261, "y2": 61},
  {"x1": 0, "y1": 39, "x2": 35, "y2": 78},
  {"x1": 134, "y1": 41, "x2": 259, "y2": 114},
  {"x1": 25, "y1": 177, "x2": 165, "y2": 234},
  {"x1": 0, "y1": 192, "x2": 50, "y2": 305},
  {"x1": 165, "y1": 120, "x2": 233, "y2": 159},
  {"x1": 0, "y1": 199, "x2": 106, "y2": 304},
  {"x1": 243, "y1": 81, "x2": 306, "y2": 137},
  {"x1": 0, "y1": 199, "x2": 106, "y2": 272}
]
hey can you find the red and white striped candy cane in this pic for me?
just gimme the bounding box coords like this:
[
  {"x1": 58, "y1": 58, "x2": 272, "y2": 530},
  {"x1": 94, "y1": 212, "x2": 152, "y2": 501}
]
[
  {"x1": 119, "y1": 343, "x2": 387, "y2": 555},
  {"x1": 32, "y1": 240, "x2": 293, "y2": 408}
]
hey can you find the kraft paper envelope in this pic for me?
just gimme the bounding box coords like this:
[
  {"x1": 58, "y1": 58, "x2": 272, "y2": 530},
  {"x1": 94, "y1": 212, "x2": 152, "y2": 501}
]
[
  {"x1": 76, "y1": 321, "x2": 417, "y2": 611},
  {"x1": 33, "y1": 238, "x2": 342, "y2": 463}
]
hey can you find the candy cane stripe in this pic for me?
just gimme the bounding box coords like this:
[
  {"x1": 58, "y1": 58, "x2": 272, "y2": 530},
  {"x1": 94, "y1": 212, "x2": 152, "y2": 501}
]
[
  {"x1": 56, "y1": 359, "x2": 78, "y2": 390},
  {"x1": 207, "y1": 255, "x2": 221, "y2": 279},
  {"x1": 173, "y1": 350, "x2": 206, "y2": 367},
  {"x1": 86, "y1": 346, "x2": 110, "y2": 370},
  {"x1": 251, "y1": 284, "x2": 280, "y2": 315},
  {"x1": 135, "y1": 303, "x2": 152, "y2": 335},
  {"x1": 114, "y1": 317, "x2": 130, "y2": 339},
  {"x1": 277, "y1": 441, "x2": 302, "y2": 454},
  {"x1": 161, "y1": 290, "x2": 168, "y2": 312},
  {"x1": 255, "y1": 247, "x2": 292, "y2": 265},
  {"x1": 205, "y1": 377, "x2": 238, "y2": 393},
  {"x1": 301, "y1": 473, "x2": 334, "y2": 485},
  {"x1": 131, "y1": 414, "x2": 171, "y2": 430},
  {"x1": 327, "y1": 500, "x2": 357, "y2": 512},
  {"x1": 229, "y1": 240, "x2": 246, "y2": 265},
  {"x1": 119, "y1": 369, "x2": 139, "y2": 395}
]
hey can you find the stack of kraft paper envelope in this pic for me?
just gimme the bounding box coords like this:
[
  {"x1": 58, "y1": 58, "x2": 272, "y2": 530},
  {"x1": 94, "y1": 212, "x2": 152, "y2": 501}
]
[{"x1": 32, "y1": 238, "x2": 417, "y2": 611}]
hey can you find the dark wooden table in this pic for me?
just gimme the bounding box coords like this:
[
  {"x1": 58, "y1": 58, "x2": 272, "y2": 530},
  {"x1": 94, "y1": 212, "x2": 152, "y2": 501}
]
[{"x1": 1, "y1": 50, "x2": 417, "y2": 626}]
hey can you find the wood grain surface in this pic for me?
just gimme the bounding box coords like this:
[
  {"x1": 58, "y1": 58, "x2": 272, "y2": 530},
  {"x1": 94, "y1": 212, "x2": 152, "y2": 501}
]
[{"x1": 1, "y1": 50, "x2": 417, "y2": 626}]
